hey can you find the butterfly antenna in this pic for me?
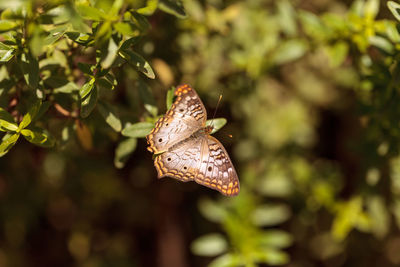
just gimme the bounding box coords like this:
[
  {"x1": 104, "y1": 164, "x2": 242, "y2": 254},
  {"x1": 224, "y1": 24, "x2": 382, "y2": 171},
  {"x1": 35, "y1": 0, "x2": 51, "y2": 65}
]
[{"x1": 209, "y1": 94, "x2": 223, "y2": 129}]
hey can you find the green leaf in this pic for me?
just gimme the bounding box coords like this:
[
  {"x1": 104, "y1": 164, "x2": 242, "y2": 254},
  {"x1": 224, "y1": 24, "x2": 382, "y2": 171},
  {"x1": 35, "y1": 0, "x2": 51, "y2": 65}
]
[
  {"x1": 364, "y1": 0, "x2": 379, "y2": 20},
  {"x1": 101, "y1": 37, "x2": 119, "y2": 69},
  {"x1": 20, "y1": 53, "x2": 39, "y2": 89},
  {"x1": 0, "y1": 42, "x2": 14, "y2": 62},
  {"x1": 255, "y1": 248, "x2": 290, "y2": 265},
  {"x1": 119, "y1": 49, "x2": 155, "y2": 79},
  {"x1": 0, "y1": 20, "x2": 17, "y2": 33},
  {"x1": 137, "y1": 0, "x2": 159, "y2": 15},
  {"x1": 206, "y1": 118, "x2": 227, "y2": 134},
  {"x1": 166, "y1": 87, "x2": 175, "y2": 110},
  {"x1": 131, "y1": 12, "x2": 151, "y2": 31},
  {"x1": 120, "y1": 36, "x2": 141, "y2": 50},
  {"x1": 388, "y1": 1, "x2": 400, "y2": 22},
  {"x1": 44, "y1": 25, "x2": 68, "y2": 45},
  {"x1": 114, "y1": 22, "x2": 140, "y2": 36},
  {"x1": 138, "y1": 80, "x2": 158, "y2": 116},
  {"x1": 121, "y1": 122, "x2": 154, "y2": 138},
  {"x1": 191, "y1": 233, "x2": 227, "y2": 257},
  {"x1": 81, "y1": 85, "x2": 98, "y2": 118},
  {"x1": 23, "y1": 127, "x2": 55, "y2": 147},
  {"x1": 76, "y1": 4, "x2": 105, "y2": 21},
  {"x1": 209, "y1": 254, "x2": 242, "y2": 267},
  {"x1": 77, "y1": 62, "x2": 93, "y2": 75},
  {"x1": 0, "y1": 133, "x2": 20, "y2": 157},
  {"x1": 97, "y1": 73, "x2": 117, "y2": 90},
  {"x1": 95, "y1": 21, "x2": 112, "y2": 44},
  {"x1": 114, "y1": 138, "x2": 137, "y2": 169},
  {"x1": 257, "y1": 230, "x2": 293, "y2": 249},
  {"x1": 65, "y1": 32, "x2": 94, "y2": 46},
  {"x1": 250, "y1": 204, "x2": 291, "y2": 227},
  {"x1": 0, "y1": 120, "x2": 18, "y2": 132},
  {"x1": 44, "y1": 76, "x2": 79, "y2": 93},
  {"x1": 158, "y1": 0, "x2": 187, "y2": 19},
  {"x1": 98, "y1": 102, "x2": 122, "y2": 132},
  {"x1": 79, "y1": 79, "x2": 95, "y2": 99},
  {"x1": 18, "y1": 100, "x2": 42, "y2": 130},
  {"x1": 197, "y1": 197, "x2": 228, "y2": 223},
  {"x1": 271, "y1": 39, "x2": 308, "y2": 65},
  {"x1": 325, "y1": 41, "x2": 349, "y2": 67}
]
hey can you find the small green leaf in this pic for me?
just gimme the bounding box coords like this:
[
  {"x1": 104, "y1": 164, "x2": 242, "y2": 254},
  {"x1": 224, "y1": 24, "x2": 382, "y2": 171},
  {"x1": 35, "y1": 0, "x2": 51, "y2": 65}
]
[
  {"x1": 0, "y1": 120, "x2": 18, "y2": 132},
  {"x1": 137, "y1": 0, "x2": 159, "y2": 15},
  {"x1": 81, "y1": 85, "x2": 98, "y2": 118},
  {"x1": 114, "y1": 138, "x2": 137, "y2": 169},
  {"x1": 20, "y1": 53, "x2": 39, "y2": 89},
  {"x1": 364, "y1": 0, "x2": 379, "y2": 20},
  {"x1": 114, "y1": 22, "x2": 139, "y2": 36},
  {"x1": 271, "y1": 39, "x2": 308, "y2": 65},
  {"x1": 0, "y1": 133, "x2": 19, "y2": 157},
  {"x1": 138, "y1": 80, "x2": 158, "y2": 116},
  {"x1": 198, "y1": 197, "x2": 228, "y2": 223},
  {"x1": 206, "y1": 118, "x2": 227, "y2": 134},
  {"x1": 98, "y1": 102, "x2": 122, "y2": 132},
  {"x1": 19, "y1": 100, "x2": 42, "y2": 130},
  {"x1": 97, "y1": 73, "x2": 117, "y2": 90},
  {"x1": 257, "y1": 230, "x2": 293, "y2": 249},
  {"x1": 44, "y1": 76, "x2": 79, "y2": 93},
  {"x1": 0, "y1": 20, "x2": 17, "y2": 33},
  {"x1": 158, "y1": 0, "x2": 187, "y2": 19},
  {"x1": 78, "y1": 62, "x2": 93, "y2": 75},
  {"x1": 191, "y1": 233, "x2": 227, "y2": 257},
  {"x1": 44, "y1": 25, "x2": 68, "y2": 45},
  {"x1": 388, "y1": 1, "x2": 400, "y2": 22},
  {"x1": 95, "y1": 21, "x2": 112, "y2": 44},
  {"x1": 0, "y1": 42, "x2": 14, "y2": 62},
  {"x1": 121, "y1": 122, "x2": 154, "y2": 138},
  {"x1": 209, "y1": 254, "x2": 242, "y2": 267},
  {"x1": 119, "y1": 49, "x2": 155, "y2": 79},
  {"x1": 76, "y1": 4, "x2": 105, "y2": 21},
  {"x1": 250, "y1": 204, "x2": 291, "y2": 227},
  {"x1": 120, "y1": 36, "x2": 141, "y2": 50},
  {"x1": 22, "y1": 127, "x2": 55, "y2": 147},
  {"x1": 79, "y1": 79, "x2": 95, "y2": 99},
  {"x1": 65, "y1": 32, "x2": 94, "y2": 46},
  {"x1": 101, "y1": 37, "x2": 119, "y2": 69},
  {"x1": 166, "y1": 87, "x2": 175, "y2": 110},
  {"x1": 131, "y1": 12, "x2": 151, "y2": 31}
]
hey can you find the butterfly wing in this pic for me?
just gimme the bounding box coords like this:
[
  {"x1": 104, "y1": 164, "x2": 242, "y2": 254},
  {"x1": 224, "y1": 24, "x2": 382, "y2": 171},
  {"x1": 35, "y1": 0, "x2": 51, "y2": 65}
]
[
  {"x1": 154, "y1": 133, "x2": 240, "y2": 196},
  {"x1": 195, "y1": 135, "x2": 240, "y2": 196},
  {"x1": 154, "y1": 134, "x2": 203, "y2": 182},
  {"x1": 146, "y1": 84, "x2": 207, "y2": 154}
]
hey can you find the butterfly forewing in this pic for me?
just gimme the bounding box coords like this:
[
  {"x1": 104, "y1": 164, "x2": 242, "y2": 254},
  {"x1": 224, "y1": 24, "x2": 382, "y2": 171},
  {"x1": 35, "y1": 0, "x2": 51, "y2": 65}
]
[
  {"x1": 146, "y1": 84, "x2": 240, "y2": 196},
  {"x1": 146, "y1": 85, "x2": 207, "y2": 154}
]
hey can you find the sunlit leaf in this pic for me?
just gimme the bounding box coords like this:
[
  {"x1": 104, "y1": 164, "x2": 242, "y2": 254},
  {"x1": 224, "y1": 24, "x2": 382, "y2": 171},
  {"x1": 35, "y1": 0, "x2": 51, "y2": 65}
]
[
  {"x1": 0, "y1": 133, "x2": 19, "y2": 157},
  {"x1": 257, "y1": 230, "x2": 293, "y2": 249},
  {"x1": 0, "y1": 20, "x2": 17, "y2": 32},
  {"x1": 101, "y1": 37, "x2": 119, "y2": 69},
  {"x1": 251, "y1": 204, "x2": 291, "y2": 227},
  {"x1": 206, "y1": 118, "x2": 227, "y2": 134},
  {"x1": 191, "y1": 233, "x2": 227, "y2": 256},
  {"x1": 80, "y1": 85, "x2": 98, "y2": 118},
  {"x1": 79, "y1": 79, "x2": 95, "y2": 99},
  {"x1": 98, "y1": 102, "x2": 122, "y2": 132},
  {"x1": 388, "y1": 1, "x2": 400, "y2": 22},
  {"x1": 121, "y1": 122, "x2": 154, "y2": 138},
  {"x1": 137, "y1": 0, "x2": 159, "y2": 15},
  {"x1": 158, "y1": 0, "x2": 187, "y2": 18},
  {"x1": 76, "y1": 4, "x2": 105, "y2": 21},
  {"x1": 114, "y1": 138, "x2": 137, "y2": 169},
  {"x1": 119, "y1": 49, "x2": 155, "y2": 79},
  {"x1": 20, "y1": 53, "x2": 39, "y2": 89},
  {"x1": 166, "y1": 86, "x2": 175, "y2": 110},
  {"x1": 18, "y1": 100, "x2": 42, "y2": 130}
]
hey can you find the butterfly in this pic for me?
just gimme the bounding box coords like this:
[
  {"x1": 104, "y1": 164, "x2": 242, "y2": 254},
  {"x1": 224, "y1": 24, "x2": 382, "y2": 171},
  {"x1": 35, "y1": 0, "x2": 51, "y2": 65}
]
[{"x1": 146, "y1": 84, "x2": 240, "y2": 196}]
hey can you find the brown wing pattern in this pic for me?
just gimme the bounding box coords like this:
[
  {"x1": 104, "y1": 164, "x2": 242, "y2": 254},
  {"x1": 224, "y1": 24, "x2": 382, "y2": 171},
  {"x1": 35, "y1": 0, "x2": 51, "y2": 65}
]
[
  {"x1": 154, "y1": 134, "x2": 203, "y2": 182},
  {"x1": 195, "y1": 135, "x2": 240, "y2": 196},
  {"x1": 146, "y1": 84, "x2": 207, "y2": 154},
  {"x1": 147, "y1": 84, "x2": 240, "y2": 196}
]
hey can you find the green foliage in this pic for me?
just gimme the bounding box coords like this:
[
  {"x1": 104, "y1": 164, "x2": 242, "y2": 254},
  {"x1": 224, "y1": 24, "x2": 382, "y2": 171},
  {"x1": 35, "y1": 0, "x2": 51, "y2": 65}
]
[{"x1": 2, "y1": 0, "x2": 400, "y2": 266}]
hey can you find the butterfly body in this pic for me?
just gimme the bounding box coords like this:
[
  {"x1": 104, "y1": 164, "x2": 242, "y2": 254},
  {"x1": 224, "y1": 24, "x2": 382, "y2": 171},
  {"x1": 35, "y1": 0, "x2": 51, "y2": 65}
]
[{"x1": 146, "y1": 84, "x2": 240, "y2": 196}]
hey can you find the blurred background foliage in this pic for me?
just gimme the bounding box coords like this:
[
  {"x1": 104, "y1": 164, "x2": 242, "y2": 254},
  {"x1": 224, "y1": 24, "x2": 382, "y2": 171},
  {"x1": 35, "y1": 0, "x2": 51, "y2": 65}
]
[{"x1": 1, "y1": 0, "x2": 400, "y2": 266}]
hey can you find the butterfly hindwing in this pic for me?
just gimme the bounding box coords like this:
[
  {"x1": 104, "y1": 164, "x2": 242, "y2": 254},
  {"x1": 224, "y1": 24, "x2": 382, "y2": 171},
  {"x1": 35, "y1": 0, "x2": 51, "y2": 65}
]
[
  {"x1": 154, "y1": 134, "x2": 203, "y2": 182},
  {"x1": 195, "y1": 136, "x2": 240, "y2": 196},
  {"x1": 146, "y1": 85, "x2": 207, "y2": 154}
]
